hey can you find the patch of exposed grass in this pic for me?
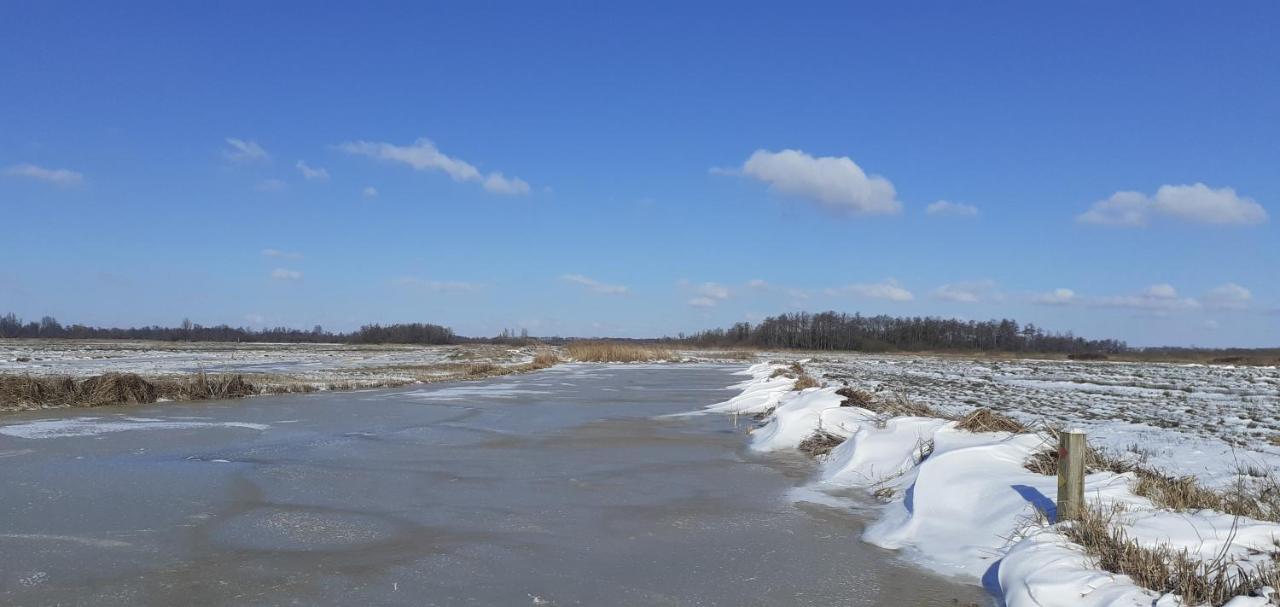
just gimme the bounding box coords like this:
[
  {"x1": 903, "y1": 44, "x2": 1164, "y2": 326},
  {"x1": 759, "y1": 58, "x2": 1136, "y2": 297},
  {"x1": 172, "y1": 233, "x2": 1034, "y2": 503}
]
[
  {"x1": 1063, "y1": 504, "x2": 1280, "y2": 606},
  {"x1": 798, "y1": 429, "x2": 845, "y2": 457},
  {"x1": 565, "y1": 341, "x2": 675, "y2": 363},
  {"x1": 835, "y1": 386, "x2": 876, "y2": 408},
  {"x1": 954, "y1": 407, "x2": 1027, "y2": 433},
  {"x1": 792, "y1": 374, "x2": 821, "y2": 390}
]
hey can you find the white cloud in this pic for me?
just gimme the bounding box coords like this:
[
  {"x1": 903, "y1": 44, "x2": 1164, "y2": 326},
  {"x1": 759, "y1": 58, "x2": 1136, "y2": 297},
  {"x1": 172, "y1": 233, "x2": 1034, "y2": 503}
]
[
  {"x1": 684, "y1": 282, "x2": 732, "y2": 307},
  {"x1": 362, "y1": 186, "x2": 378, "y2": 199},
  {"x1": 721, "y1": 149, "x2": 902, "y2": 216},
  {"x1": 255, "y1": 178, "x2": 287, "y2": 192},
  {"x1": 824, "y1": 279, "x2": 914, "y2": 302},
  {"x1": 3, "y1": 162, "x2": 83, "y2": 186},
  {"x1": 1203, "y1": 283, "x2": 1251, "y2": 310},
  {"x1": 1032, "y1": 288, "x2": 1077, "y2": 305},
  {"x1": 926, "y1": 200, "x2": 978, "y2": 217},
  {"x1": 560, "y1": 274, "x2": 628, "y2": 295},
  {"x1": 1078, "y1": 183, "x2": 1267, "y2": 227},
  {"x1": 933, "y1": 280, "x2": 997, "y2": 303},
  {"x1": 397, "y1": 277, "x2": 480, "y2": 292},
  {"x1": 270, "y1": 268, "x2": 302, "y2": 281},
  {"x1": 224, "y1": 138, "x2": 270, "y2": 163},
  {"x1": 482, "y1": 172, "x2": 531, "y2": 195},
  {"x1": 1097, "y1": 284, "x2": 1199, "y2": 311},
  {"x1": 262, "y1": 248, "x2": 303, "y2": 260},
  {"x1": 296, "y1": 160, "x2": 330, "y2": 181},
  {"x1": 747, "y1": 279, "x2": 769, "y2": 289},
  {"x1": 337, "y1": 137, "x2": 530, "y2": 196}
]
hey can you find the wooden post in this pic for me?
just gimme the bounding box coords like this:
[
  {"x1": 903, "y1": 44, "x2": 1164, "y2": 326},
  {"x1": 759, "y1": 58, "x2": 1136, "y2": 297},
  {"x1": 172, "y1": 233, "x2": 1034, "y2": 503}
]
[{"x1": 1057, "y1": 430, "x2": 1086, "y2": 521}]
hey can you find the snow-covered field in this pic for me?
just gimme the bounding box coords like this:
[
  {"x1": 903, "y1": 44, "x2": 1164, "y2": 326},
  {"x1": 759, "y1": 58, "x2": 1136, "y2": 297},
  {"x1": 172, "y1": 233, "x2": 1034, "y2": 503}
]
[
  {"x1": 0, "y1": 340, "x2": 506, "y2": 379},
  {"x1": 700, "y1": 361, "x2": 1280, "y2": 607},
  {"x1": 802, "y1": 353, "x2": 1280, "y2": 487}
]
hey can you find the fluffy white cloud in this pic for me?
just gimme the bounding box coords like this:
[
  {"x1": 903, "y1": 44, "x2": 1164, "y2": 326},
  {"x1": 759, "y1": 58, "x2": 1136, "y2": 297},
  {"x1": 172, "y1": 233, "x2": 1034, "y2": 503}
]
[
  {"x1": 270, "y1": 268, "x2": 302, "y2": 281},
  {"x1": 1078, "y1": 183, "x2": 1267, "y2": 227},
  {"x1": 1032, "y1": 288, "x2": 1077, "y2": 305},
  {"x1": 722, "y1": 149, "x2": 902, "y2": 216},
  {"x1": 397, "y1": 277, "x2": 480, "y2": 292},
  {"x1": 296, "y1": 160, "x2": 329, "y2": 180},
  {"x1": 685, "y1": 282, "x2": 731, "y2": 308},
  {"x1": 1097, "y1": 284, "x2": 1199, "y2": 311},
  {"x1": 362, "y1": 186, "x2": 378, "y2": 199},
  {"x1": 337, "y1": 138, "x2": 530, "y2": 195},
  {"x1": 926, "y1": 200, "x2": 978, "y2": 217},
  {"x1": 3, "y1": 162, "x2": 83, "y2": 186},
  {"x1": 1203, "y1": 283, "x2": 1251, "y2": 310},
  {"x1": 824, "y1": 279, "x2": 914, "y2": 302},
  {"x1": 933, "y1": 280, "x2": 997, "y2": 303},
  {"x1": 560, "y1": 274, "x2": 628, "y2": 295},
  {"x1": 746, "y1": 279, "x2": 769, "y2": 289},
  {"x1": 224, "y1": 138, "x2": 269, "y2": 162},
  {"x1": 261, "y1": 248, "x2": 303, "y2": 260}
]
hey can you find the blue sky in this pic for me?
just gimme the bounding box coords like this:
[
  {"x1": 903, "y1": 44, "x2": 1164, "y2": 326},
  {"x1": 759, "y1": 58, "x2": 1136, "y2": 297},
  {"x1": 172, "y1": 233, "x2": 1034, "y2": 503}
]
[{"x1": 2, "y1": 2, "x2": 1277, "y2": 346}]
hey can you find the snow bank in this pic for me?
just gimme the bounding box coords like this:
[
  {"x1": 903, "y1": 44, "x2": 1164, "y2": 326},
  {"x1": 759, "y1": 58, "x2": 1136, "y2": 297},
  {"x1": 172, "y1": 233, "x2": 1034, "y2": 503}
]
[
  {"x1": 702, "y1": 363, "x2": 797, "y2": 416},
  {"x1": 706, "y1": 363, "x2": 1280, "y2": 606}
]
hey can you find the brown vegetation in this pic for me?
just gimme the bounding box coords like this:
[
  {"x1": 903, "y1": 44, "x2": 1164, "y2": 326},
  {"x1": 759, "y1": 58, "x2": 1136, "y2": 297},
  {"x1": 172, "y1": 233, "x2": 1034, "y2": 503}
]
[
  {"x1": 954, "y1": 407, "x2": 1027, "y2": 433},
  {"x1": 1063, "y1": 504, "x2": 1280, "y2": 606},
  {"x1": 798, "y1": 429, "x2": 845, "y2": 457},
  {"x1": 564, "y1": 341, "x2": 675, "y2": 363}
]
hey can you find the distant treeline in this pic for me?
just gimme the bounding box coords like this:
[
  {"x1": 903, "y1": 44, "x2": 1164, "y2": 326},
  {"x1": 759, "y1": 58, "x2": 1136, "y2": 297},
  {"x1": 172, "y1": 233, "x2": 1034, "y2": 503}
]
[
  {"x1": 0, "y1": 314, "x2": 457, "y2": 345},
  {"x1": 672, "y1": 311, "x2": 1128, "y2": 354},
  {"x1": 1, "y1": 310, "x2": 1126, "y2": 353}
]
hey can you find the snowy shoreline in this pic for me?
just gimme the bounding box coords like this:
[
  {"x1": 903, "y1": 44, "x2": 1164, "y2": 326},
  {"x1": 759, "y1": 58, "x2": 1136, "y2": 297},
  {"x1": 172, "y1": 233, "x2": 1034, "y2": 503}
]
[{"x1": 705, "y1": 362, "x2": 1280, "y2": 606}]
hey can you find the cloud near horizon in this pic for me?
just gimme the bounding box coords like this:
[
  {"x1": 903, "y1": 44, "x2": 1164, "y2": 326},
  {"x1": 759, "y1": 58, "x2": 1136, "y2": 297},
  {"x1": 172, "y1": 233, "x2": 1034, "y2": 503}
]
[
  {"x1": 337, "y1": 137, "x2": 530, "y2": 195},
  {"x1": 1078, "y1": 183, "x2": 1267, "y2": 227},
  {"x1": 3, "y1": 162, "x2": 83, "y2": 186},
  {"x1": 1031, "y1": 283, "x2": 1256, "y2": 313},
  {"x1": 824, "y1": 278, "x2": 914, "y2": 301},
  {"x1": 560, "y1": 274, "x2": 628, "y2": 295},
  {"x1": 686, "y1": 282, "x2": 731, "y2": 308},
  {"x1": 720, "y1": 149, "x2": 902, "y2": 216},
  {"x1": 932, "y1": 280, "x2": 997, "y2": 303},
  {"x1": 270, "y1": 268, "x2": 302, "y2": 281}
]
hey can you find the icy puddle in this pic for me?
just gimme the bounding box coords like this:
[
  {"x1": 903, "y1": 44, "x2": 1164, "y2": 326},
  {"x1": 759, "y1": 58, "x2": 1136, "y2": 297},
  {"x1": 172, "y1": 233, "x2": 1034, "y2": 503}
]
[{"x1": 0, "y1": 364, "x2": 987, "y2": 606}]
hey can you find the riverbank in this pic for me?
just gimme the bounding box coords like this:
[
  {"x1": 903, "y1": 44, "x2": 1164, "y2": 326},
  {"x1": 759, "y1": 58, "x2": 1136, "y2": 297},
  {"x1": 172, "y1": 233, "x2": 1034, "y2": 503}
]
[{"x1": 706, "y1": 362, "x2": 1280, "y2": 606}]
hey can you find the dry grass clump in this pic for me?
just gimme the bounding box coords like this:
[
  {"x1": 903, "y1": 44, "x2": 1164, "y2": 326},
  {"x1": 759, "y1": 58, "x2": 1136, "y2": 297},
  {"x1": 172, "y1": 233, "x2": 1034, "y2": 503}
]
[
  {"x1": 792, "y1": 374, "x2": 821, "y2": 390},
  {"x1": 954, "y1": 407, "x2": 1027, "y2": 433},
  {"x1": 565, "y1": 341, "x2": 674, "y2": 363},
  {"x1": 1064, "y1": 504, "x2": 1280, "y2": 606},
  {"x1": 836, "y1": 386, "x2": 876, "y2": 408},
  {"x1": 798, "y1": 429, "x2": 845, "y2": 457},
  {"x1": 529, "y1": 351, "x2": 559, "y2": 369},
  {"x1": 0, "y1": 372, "x2": 264, "y2": 410},
  {"x1": 701, "y1": 350, "x2": 757, "y2": 361},
  {"x1": 154, "y1": 372, "x2": 258, "y2": 401},
  {"x1": 1131, "y1": 470, "x2": 1280, "y2": 522},
  {"x1": 863, "y1": 392, "x2": 939, "y2": 418},
  {"x1": 463, "y1": 362, "x2": 502, "y2": 377}
]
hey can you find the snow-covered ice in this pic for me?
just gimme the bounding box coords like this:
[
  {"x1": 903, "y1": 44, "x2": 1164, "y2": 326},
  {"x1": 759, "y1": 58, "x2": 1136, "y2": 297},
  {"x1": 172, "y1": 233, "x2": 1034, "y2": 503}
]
[{"x1": 702, "y1": 359, "x2": 1280, "y2": 606}]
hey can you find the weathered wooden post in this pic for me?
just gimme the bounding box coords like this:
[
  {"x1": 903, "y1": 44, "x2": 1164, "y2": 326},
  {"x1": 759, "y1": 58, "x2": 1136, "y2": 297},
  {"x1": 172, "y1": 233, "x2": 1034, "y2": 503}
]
[{"x1": 1057, "y1": 429, "x2": 1086, "y2": 521}]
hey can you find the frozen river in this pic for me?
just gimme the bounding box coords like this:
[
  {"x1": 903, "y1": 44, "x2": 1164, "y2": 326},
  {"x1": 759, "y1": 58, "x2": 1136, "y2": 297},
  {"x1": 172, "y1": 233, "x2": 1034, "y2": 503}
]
[{"x1": 0, "y1": 364, "x2": 986, "y2": 606}]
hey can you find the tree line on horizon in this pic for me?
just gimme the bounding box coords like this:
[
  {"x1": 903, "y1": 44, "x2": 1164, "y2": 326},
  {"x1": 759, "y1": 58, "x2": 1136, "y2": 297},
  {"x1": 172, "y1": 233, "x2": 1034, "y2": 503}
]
[
  {"x1": 672, "y1": 311, "x2": 1128, "y2": 354},
  {"x1": 0, "y1": 313, "x2": 457, "y2": 345},
  {"x1": 1, "y1": 310, "x2": 1128, "y2": 353}
]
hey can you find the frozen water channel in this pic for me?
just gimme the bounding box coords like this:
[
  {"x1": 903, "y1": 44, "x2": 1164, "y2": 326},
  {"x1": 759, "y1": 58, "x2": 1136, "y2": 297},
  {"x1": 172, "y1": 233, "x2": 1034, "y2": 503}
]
[{"x1": 0, "y1": 364, "x2": 987, "y2": 606}]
